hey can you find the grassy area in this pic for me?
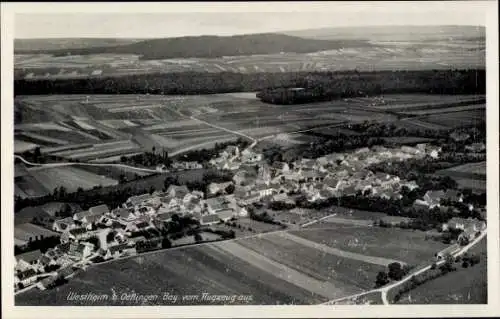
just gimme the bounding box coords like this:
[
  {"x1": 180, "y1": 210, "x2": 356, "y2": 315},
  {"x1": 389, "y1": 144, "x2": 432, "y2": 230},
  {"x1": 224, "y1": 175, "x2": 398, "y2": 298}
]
[
  {"x1": 395, "y1": 237, "x2": 487, "y2": 304},
  {"x1": 290, "y1": 225, "x2": 448, "y2": 267},
  {"x1": 16, "y1": 243, "x2": 323, "y2": 305}
]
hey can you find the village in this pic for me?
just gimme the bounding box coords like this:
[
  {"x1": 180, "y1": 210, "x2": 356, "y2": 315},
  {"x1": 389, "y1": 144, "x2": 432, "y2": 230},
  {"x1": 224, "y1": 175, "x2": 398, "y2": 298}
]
[{"x1": 14, "y1": 140, "x2": 487, "y2": 293}]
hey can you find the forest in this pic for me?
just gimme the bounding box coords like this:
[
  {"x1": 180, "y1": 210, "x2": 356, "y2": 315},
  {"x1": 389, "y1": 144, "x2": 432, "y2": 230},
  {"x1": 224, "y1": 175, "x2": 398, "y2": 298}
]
[{"x1": 14, "y1": 69, "x2": 485, "y2": 96}]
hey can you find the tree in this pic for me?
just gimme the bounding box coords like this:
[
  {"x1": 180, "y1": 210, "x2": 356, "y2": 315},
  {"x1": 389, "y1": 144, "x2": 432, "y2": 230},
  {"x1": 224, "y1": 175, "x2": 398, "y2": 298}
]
[
  {"x1": 194, "y1": 232, "x2": 203, "y2": 243},
  {"x1": 119, "y1": 174, "x2": 127, "y2": 184},
  {"x1": 458, "y1": 234, "x2": 470, "y2": 246},
  {"x1": 225, "y1": 184, "x2": 235, "y2": 195},
  {"x1": 161, "y1": 237, "x2": 172, "y2": 249},
  {"x1": 375, "y1": 271, "x2": 389, "y2": 287},
  {"x1": 106, "y1": 231, "x2": 116, "y2": 243},
  {"x1": 388, "y1": 262, "x2": 405, "y2": 281},
  {"x1": 86, "y1": 236, "x2": 100, "y2": 250}
]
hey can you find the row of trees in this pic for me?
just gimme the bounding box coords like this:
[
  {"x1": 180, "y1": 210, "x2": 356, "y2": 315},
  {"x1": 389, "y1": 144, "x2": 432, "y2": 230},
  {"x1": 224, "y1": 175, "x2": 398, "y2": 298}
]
[
  {"x1": 14, "y1": 235, "x2": 61, "y2": 255},
  {"x1": 120, "y1": 147, "x2": 171, "y2": 168}
]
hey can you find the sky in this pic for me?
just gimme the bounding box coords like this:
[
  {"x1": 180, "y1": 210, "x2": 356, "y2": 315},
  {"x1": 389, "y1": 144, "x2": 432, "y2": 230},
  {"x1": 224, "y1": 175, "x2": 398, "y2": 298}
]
[{"x1": 13, "y1": 2, "x2": 487, "y2": 39}]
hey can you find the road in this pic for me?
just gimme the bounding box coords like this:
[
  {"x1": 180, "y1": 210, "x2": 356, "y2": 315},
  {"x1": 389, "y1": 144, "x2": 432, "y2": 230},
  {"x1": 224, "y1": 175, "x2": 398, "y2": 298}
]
[
  {"x1": 14, "y1": 154, "x2": 163, "y2": 174},
  {"x1": 322, "y1": 230, "x2": 487, "y2": 305}
]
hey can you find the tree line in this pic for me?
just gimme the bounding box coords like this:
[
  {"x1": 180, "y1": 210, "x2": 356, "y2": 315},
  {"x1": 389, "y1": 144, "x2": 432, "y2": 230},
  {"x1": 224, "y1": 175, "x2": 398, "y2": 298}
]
[{"x1": 14, "y1": 69, "x2": 485, "y2": 96}]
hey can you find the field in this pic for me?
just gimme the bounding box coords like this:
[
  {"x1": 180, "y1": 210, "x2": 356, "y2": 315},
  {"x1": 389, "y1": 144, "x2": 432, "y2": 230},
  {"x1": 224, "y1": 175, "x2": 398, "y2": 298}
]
[
  {"x1": 14, "y1": 35, "x2": 485, "y2": 80},
  {"x1": 16, "y1": 166, "x2": 118, "y2": 197},
  {"x1": 290, "y1": 225, "x2": 448, "y2": 267},
  {"x1": 16, "y1": 227, "x2": 399, "y2": 305},
  {"x1": 395, "y1": 237, "x2": 487, "y2": 304},
  {"x1": 16, "y1": 239, "x2": 328, "y2": 305},
  {"x1": 435, "y1": 162, "x2": 486, "y2": 192},
  {"x1": 14, "y1": 93, "x2": 485, "y2": 198}
]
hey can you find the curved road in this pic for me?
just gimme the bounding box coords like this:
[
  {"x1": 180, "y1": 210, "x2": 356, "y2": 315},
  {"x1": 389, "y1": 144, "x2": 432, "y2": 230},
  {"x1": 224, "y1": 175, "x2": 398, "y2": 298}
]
[
  {"x1": 14, "y1": 155, "x2": 163, "y2": 174},
  {"x1": 322, "y1": 230, "x2": 487, "y2": 305}
]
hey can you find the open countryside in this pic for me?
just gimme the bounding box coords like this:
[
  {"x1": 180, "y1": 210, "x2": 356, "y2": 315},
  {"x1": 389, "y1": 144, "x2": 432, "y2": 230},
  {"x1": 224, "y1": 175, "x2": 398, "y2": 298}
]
[{"x1": 12, "y1": 20, "x2": 488, "y2": 307}]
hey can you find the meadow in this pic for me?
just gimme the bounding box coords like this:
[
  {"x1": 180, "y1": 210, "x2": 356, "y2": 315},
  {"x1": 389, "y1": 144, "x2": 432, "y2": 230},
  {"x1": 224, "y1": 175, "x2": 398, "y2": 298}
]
[
  {"x1": 290, "y1": 224, "x2": 448, "y2": 267},
  {"x1": 395, "y1": 237, "x2": 487, "y2": 304}
]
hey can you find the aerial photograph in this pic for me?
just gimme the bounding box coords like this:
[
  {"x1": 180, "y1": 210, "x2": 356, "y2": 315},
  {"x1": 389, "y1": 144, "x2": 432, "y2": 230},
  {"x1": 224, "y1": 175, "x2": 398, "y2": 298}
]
[{"x1": 11, "y1": 7, "x2": 487, "y2": 306}]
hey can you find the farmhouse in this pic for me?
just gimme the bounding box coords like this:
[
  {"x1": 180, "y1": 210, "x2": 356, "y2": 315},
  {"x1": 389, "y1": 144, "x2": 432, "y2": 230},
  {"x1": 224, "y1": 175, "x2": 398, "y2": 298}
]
[
  {"x1": 423, "y1": 190, "x2": 446, "y2": 208},
  {"x1": 15, "y1": 250, "x2": 42, "y2": 271},
  {"x1": 205, "y1": 196, "x2": 233, "y2": 215},
  {"x1": 166, "y1": 185, "x2": 190, "y2": 199},
  {"x1": 89, "y1": 204, "x2": 109, "y2": 216},
  {"x1": 442, "y1": 217, "x2": 486, "y2": 234},
  {"x1": 201, "y1": 214, "x2": 222, "y2": 225},
  {"x1": 68, "y1": 242, "x2": 95, "y2": 260},
  {"x1": 124, "y1": 194, "x2": 152, "y2": 209}
]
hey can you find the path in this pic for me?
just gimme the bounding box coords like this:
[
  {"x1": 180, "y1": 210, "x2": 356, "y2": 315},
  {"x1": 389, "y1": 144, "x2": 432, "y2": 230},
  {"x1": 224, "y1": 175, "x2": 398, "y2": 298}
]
[
  {"x1": 281, "y1": 232, "x2": 407, "y2": 267},
  {"x1": 322, "y1": 230, "x2": 487, "y2": 305},
  {"x1": 14, "y1": 155, "x2": 162, "y2": 174}
]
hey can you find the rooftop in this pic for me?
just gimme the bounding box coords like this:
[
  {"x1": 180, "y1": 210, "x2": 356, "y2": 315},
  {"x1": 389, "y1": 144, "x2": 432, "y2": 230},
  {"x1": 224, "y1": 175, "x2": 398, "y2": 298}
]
[{"x1": 15, "y1": 249, "x2": 42, "y2": 263}]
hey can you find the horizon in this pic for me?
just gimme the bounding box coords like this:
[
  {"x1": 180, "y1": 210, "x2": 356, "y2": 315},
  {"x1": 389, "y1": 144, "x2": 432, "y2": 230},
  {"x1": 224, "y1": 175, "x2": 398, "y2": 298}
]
[
  {"x1": 14, "y1": 9, "x2": 487, "y2": 39},
  {"x1": 14, "y1": 24, "x2": 486, "y2": 40}
]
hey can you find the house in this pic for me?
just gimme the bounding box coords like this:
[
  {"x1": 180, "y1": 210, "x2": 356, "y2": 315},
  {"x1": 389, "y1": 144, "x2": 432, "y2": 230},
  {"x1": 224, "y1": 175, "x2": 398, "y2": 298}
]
[
  {"x1": 222, "y1": 162, "x2": 241, "y2": 171},
  {"x1": 172, "y1": 161, "x2": 202, "y2": 170},
  {"x1": 238, "y1": 193, "x2": 261, "y2": 206},
  {"x1": 307, "y1": 189, "x2": 330, "y2": 203},
  {"x1": 166, "y1": 185, "x2": 190, "y2": 199},
  {"x1": 233, "y1": 171, "x2": 250, "y2": 186},
  {"x1": 207, "y1": 182, "x2": 233, "y2": 197},
  {"x1": 324, "y1": 177, "x2": 341, "y2": 191},
  {"x1": 217, "y1": 209, "x2": 235, "y2": 221},
  {"x1": 354, "y1": 180, "x2": 373, "y2": 193},
  {"x1": 271, "y1": 161, "x2": 290, "y2": 174},
  {"x1": 435, "y1": 243, "x2": 461, "y2": 260},
  {"x1": 442, "y1": 218, "x2": 486, "y2": 235},
  {"x1": 341, "y1": 185, "x2": 357, "y2": 196},
  {"x1": 88, "y1": 204, "x2": 109, "y2": 216},
  {"x1": 68, "y1": 242, "x2": 94, "y2": 259},
  {"x1": 443, "y1": 190, "x2": 464, "y2": 203},
  {"x1": 241, "y1": 150, "x2": 262, "y2": 163},
  {"x1": 39, "y1": 254, "x2": 58, "y2": 268},
  {"x1": 465, "y1": 143, "x2": 486, "y2": 153},
  {"x1": 450, "y1": 131, "x2": 470, "y2": 142},
  {"x1": 200, "y1": 214, "x2": 222, "y2": 225},
  {"x1": 423, "y1": 190, "x2": 445, "y2": 208},
  {"x1": 401, "y1": 181, "x2": 419, "y2": 191},
  {"x1": 15, "y1": 250, "x2": 42, "y2": 271},
  {"x1": 205, "y1": 196, "x2": 233, "y2": 215},
  {"x1": 252, "y1": 184, "x2": 277, "y2": 198},
  {"x1": 222, "y1": 145, "x2": 239, "y2": 158},
  {"x1": 61, "y1": 227, "x2": 89, "y2": 243},
  {"x1": 124, "y1": 194, "x2": 152, "y2": 209},
  {"x1": 156, "y1": 164, "x2": 169, "y2": 172},
  {"x1": 17, "y1": 268, "x2": 38, "y2": 287},
  {"x1": 379, "y1": 189, "x2": 402, "y2": 200}
]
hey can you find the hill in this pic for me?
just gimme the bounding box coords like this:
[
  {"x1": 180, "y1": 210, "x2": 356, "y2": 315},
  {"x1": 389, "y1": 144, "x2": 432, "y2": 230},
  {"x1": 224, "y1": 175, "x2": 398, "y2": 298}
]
[
  {"x1": 15, "y1": 38, "x2": 143, "y2": 52},
  {"x1": 283, "y1": 25, "x2": 486, "y2": 42},
  {"x1": 14, "y1": 33, "x2": 373, "y2": 60}
]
